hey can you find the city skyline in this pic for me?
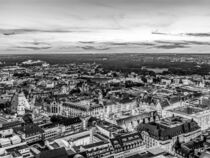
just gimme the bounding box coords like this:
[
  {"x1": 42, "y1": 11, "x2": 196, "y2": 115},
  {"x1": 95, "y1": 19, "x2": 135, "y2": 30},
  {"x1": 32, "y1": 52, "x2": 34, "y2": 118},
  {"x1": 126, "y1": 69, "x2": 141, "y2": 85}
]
[{"x1": 1, "y1": 1, "x2": 210, "y2": 157}]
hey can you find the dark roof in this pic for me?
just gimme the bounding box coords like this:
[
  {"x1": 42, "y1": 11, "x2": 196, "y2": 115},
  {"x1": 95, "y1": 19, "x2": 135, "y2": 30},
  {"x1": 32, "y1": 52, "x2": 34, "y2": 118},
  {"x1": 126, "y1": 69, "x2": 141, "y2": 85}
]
[
  {"x1": 127, "y1": 153, "x2": 153, "y2": 158},
  {"x1": 169, "y1": 96, "x2": 180, "y2": 104},
  {"x1": 174, "y1": 137, "x2": 205, "y2": 157},
  {"x1": 39, "y1": 147, "x2": 68, "y2": 158},
  {"x1": 0, "y1": 121, "x2": 22, "y2": 130},
  {"x1": 83, "y1": 141, "x2": 106, "y2": 149},
  {"x1": 50, "y1": 116, "x2": 82, "y2": 126},
  {"x1": 138, "y1": 117, "x2": 200, "y2": 141},
  {"x1": 110, "y1": 132, "x2": 143, "y2": 149},
  {"x1": 160, "y1": 99, "x2": 170, "y2": 108},
  {"x1": 68, "y1": 152, "x2": 87, "y2": 158},
  {"x1": 127, "y1": 151, "x2": 173, "y2": 158},
  {"x1": 15, "y1": 123, "x2": 44, "y2": 136}
]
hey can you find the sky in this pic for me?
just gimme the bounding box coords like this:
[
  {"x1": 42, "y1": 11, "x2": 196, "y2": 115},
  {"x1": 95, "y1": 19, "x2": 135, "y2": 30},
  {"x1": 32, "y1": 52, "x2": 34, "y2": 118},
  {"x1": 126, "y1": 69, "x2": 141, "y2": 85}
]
[{"x1": 0, "y1": 0, "x2": 210, "y2": 54}]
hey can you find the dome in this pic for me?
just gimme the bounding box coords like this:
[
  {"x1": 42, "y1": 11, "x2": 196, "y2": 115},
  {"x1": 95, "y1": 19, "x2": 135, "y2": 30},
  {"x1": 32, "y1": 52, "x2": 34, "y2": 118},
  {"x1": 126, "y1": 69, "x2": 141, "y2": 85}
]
[{"x1": 73, "y1": 154, "x2": 85, "y2": 158}]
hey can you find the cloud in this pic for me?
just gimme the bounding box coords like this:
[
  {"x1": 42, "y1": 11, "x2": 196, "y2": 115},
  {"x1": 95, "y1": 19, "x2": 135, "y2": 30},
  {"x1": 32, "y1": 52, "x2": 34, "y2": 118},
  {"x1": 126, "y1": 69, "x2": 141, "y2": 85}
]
[
  {"x1": 151, "y1": 31, "x2": 169, "y2": 35},
  {"x1": 10, "y1": 40, "x2": 52, "y2": 50},
  {"x1": 79, "y1": 41, "x2": 95, "y2": 44},
  {"x1": 152, "y1": 41, "x2": 187, "y2": 49},
  {"x1": 104, "y1": 42, "x2": 155, "y2": 47},
  {"x1": 151, "y1": 31, "x2": 210, "y2": 38},
  {"x1": 185, "y1": 33, "x2": 210, "y2": 37},
  {"x1": 0, "y1": 28, "x2": 90, "y2": 36},
  {"x1": 14, "y1": 46, "x2": 51, "y2": 50},
  {"x1": 186, "y1": 41, "x2": 210, "y2": 45},
  {"x1": 80, "y1": 46, "x2": 110, "y2": 51},
  {"x1": 22, "y1": 40, "x2": 50, "y2": 46},
  {"x1": 155, "y1": 44, "x2": 188, "y2": 49},
  {"x1": 155, "y1": 40, "x2": 186, "y2": 45},
  {"x1": 151, "y1": 40, "x2": 210, "y2": 49}
]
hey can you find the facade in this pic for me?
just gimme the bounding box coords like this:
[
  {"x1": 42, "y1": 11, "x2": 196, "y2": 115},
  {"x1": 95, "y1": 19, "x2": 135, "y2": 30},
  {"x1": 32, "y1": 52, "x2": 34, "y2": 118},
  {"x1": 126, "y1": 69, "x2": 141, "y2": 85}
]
[
  {"x1": 42, "y1": 123, "x2": 62, "y2": 140},
  {"x1": 46, "y1": 99, "x2": 63, "y2": 116},
  {"x1": 83, "y1": 142, "x2": 114, "y2": 158}
]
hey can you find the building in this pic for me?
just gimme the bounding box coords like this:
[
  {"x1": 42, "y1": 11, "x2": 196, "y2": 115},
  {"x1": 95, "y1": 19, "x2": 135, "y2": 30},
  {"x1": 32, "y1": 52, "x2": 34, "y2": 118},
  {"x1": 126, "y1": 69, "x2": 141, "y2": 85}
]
[
  {"x1": 110, "y1": 132, "x2": 146, "y2": 158},
  {"x1": 108, "y1": 110, "x2": 158, "y2": 132},
  {"x1": 37, "y1": 147, "x2": 68, "y2": 158},
  {"x1": 5, "y1": 144, "x2": 33, "y2": 158},
  {"x1": 84, "y1": 141, "x2": 114, "y2": 158},
  {"x1": 14, "y1": 123, "x2": 44, "y2": 144},
  {"x1": 138, "y1": 116, "x2": 201, "y2": 154},
  {"x1": 50, "y1": 116, "x2": 83, "y2": 135},
  {"x1": 173, "y1": 129, "x2": 210, "y2": 158},
  {"x1": 62, "y1": 100, "x2": 104, "y2": 118},
  {"x1": 45, "y1": 99, "x2": 63, "y2": 116},
  {"x1": 11, "y1": 92, "x2": 31, "y2": 116},
  {"x1": 41, "y1": 123, "x2": 62, "y2": 140},
  {"x1": 127, "y1": 147, "x2": 176, "y2": 158},
  {"x1": 95, "y1": 120, "x2": 124, "y2": 139},
  {"x1": 104, "y1": 91, "x2": 137, "y2": 118},
  {"x1": 155, "y1": 95, "x2": 183, "y2": 117},
  {"x1": 166, "y1": 96, "x2": 210, "y2": 130}
]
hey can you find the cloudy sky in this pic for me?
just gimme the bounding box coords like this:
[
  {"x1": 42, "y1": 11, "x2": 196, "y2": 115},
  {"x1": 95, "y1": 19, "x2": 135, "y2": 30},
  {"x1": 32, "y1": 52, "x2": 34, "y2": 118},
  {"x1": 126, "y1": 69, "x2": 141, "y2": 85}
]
[{"x1": 0, "y1": 0, "x2": 210, "y2": 54}]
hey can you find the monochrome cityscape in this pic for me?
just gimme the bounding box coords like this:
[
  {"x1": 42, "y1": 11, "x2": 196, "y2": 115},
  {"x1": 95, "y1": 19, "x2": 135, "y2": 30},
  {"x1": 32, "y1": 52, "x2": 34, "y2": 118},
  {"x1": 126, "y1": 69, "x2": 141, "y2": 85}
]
[{"x1": 1, "y1": 0, "x2": 210, "y2": 158}]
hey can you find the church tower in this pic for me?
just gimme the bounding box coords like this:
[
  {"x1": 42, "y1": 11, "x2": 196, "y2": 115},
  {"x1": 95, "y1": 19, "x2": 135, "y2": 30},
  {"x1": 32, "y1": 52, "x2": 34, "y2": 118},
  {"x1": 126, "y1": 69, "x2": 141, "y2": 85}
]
[{"x1": 11, "y1": 92, "x2": 31, "y2": 115}]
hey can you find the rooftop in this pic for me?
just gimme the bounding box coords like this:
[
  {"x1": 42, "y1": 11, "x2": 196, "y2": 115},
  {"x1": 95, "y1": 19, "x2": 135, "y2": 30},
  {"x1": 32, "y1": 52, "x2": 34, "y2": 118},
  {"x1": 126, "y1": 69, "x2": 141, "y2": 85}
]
[
  {"x1": 15, "y1": 123, "x2": 44, "y2": 136},
  {"x1": 63, "y1": 100, "x2": 103, "y2": 111},
  {"x1": 96, "y1": 120, "x2": 124, "y2": 132},
  {"x1": 138, "y1": 116, "x2": 200, "y2": 141},
  {"x1": 38, "y1": 147, "x2": 68, "y2": 158},
  {"x1": 50, "y1": 116, "x2": 82, "y2": 126},
  {"x1": 110, "y1": 132, "x2": 143, "y2": 149}
]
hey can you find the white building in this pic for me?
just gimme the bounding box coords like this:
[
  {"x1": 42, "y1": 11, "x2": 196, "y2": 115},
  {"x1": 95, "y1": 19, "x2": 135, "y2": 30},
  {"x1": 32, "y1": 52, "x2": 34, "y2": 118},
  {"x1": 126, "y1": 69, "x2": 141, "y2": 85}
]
[
  {"x1": 165, "y1": 96, "x2": 210, "y2": 130},
  {"x1": 62, "y1": 100, "x2": 104, "y2": 118}
]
